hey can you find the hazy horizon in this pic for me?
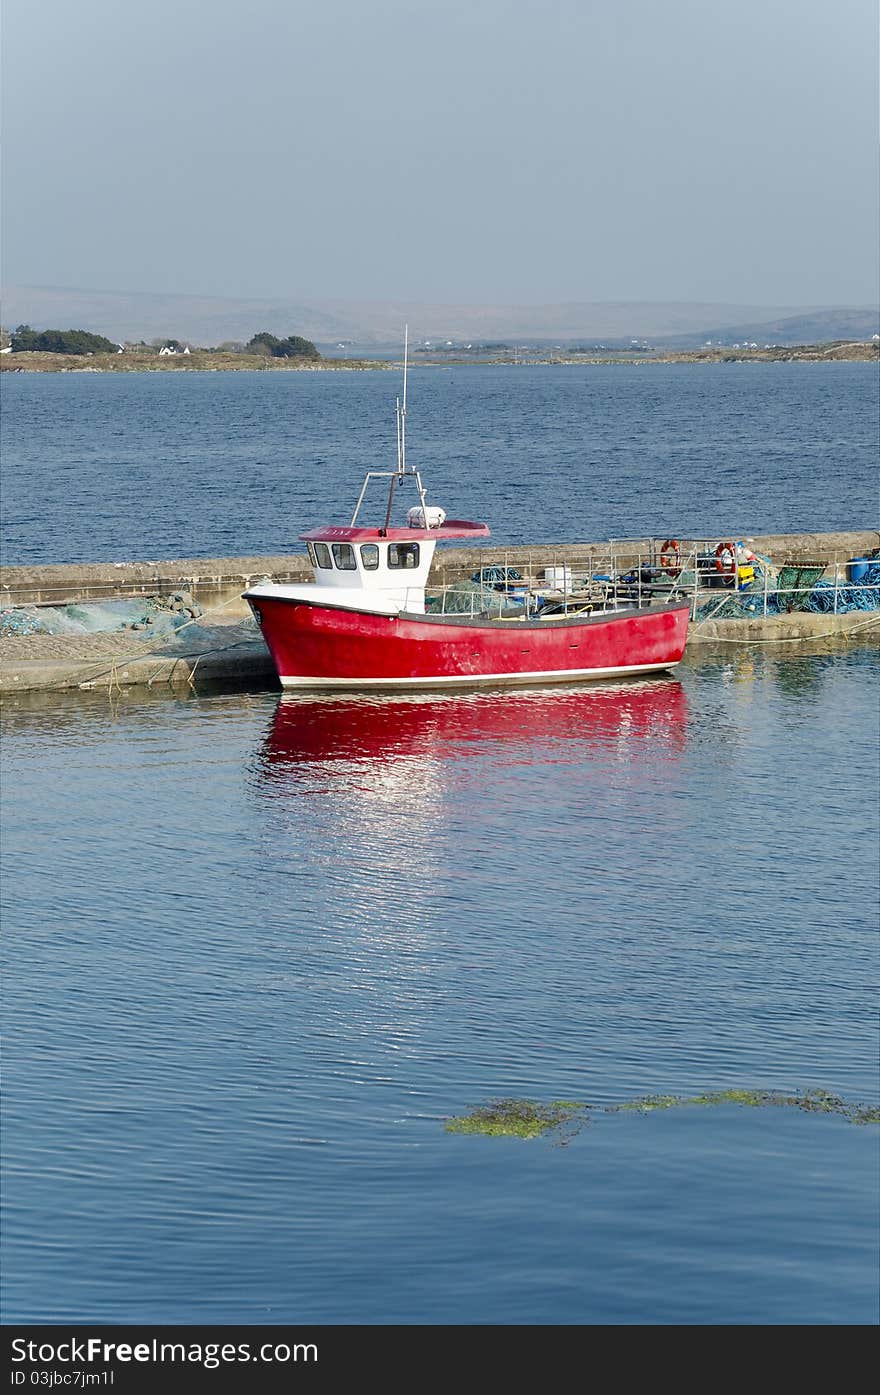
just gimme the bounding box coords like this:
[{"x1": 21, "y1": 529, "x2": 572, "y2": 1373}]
[
  {"x1": 2, "y1": 0, "x2": 878, "y2": 308},
  {"x1": 3, "y1": 282, "x2": 877, "y2": 347}
]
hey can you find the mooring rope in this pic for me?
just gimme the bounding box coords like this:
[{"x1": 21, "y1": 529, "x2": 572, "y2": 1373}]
[
  {"x1": 691, "y1": 612, "x2": 880, "y2": 645},
  {"x1": 59, "y1": 593, "x2": 261, "y2": 692}
]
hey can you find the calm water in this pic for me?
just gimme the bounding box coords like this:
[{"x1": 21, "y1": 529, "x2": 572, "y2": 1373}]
[
  {"x1": 2, "y1": 646, "x2": 878, "y2": 1324},
  {"x1": 1, "y1": 362, "x2": 877, "y2": 563}
]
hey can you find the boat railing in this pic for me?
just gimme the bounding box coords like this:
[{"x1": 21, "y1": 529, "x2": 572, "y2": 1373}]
[
  {"x1": 426, "y1": 543, "x2": 880, "y2": 622},
  {"x1": 419, "y1": 578, "x2": 640, "y2": 621}
]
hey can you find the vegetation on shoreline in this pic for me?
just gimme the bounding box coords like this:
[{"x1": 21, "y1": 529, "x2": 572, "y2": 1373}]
[
  {"x1": 246, "y1": 330, "x2": 320, "y2": 359},
  {"x1": 2, "y1": 312, "x2": 876, "y2": 375},
  {"x1": 0, "y1": 348, "x2": 389, "y2": 372},
  {"x1": 446, "y1": 1088, "x2": 880, "y2": 1142},
  {"x1": 10, "y1": 325, "x2": 122, "y2": 355},
  {"x1": 436, "y1": 340, "x2": 879, "y2": 366},
  {"x1": 3, "y1": 341, "x2": 875, "y2": 372},
  {"x1": 0, "y1": 322, "x2": 342, "y2": 372},
  {"x1": 593, "y1": 340, "x2": 879, "y2": 365}
]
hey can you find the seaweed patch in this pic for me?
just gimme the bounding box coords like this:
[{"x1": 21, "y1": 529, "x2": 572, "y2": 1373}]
[
  {"x1": 446, "y1": 1087, "x2": 879, "y2": 1140},
  {"x1": 609, "y1": 1087, "x2": 876, "y2": 1124},
  {"x1": 445, "y1": 1098, "x2": 588, "y2": 1141}
]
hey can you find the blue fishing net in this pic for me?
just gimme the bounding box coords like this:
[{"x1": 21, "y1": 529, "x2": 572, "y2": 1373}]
[
  {"x1": 695, "y1": 561, "x2": 880, "y2": 620},
  {"x1": 0, "y1": 593, "x2": 202, "y2": 639}
]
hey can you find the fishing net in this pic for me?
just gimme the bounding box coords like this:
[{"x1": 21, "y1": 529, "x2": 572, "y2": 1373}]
[
  {"x1": 695, "y1": 560, "x2": 880, "y2": 620},
  {"x1": 0, "y1": 592, "x2": 202, "y2": 639},
  {"x1": 424, "y1": 579, "x2": 522, "y2": 617},
  {"x1": 799, "y1": 564, "x2": 880, "y2": 613}
]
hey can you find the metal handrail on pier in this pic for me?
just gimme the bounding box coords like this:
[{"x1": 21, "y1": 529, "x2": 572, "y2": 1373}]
[{"x1": 426, "y1": 542, "x2": 880, "y2": 622}]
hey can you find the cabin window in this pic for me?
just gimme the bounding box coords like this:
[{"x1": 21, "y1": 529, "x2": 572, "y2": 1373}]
[
  {"x1": 331, "y1": 542, "x2": 357, "y2": 571},
  {"x1": 388, "y1": 542, "x2": 420, "y2": 570},
  {"x1": 360, "y1": 543, "x2": 380, "y2": 570},
  {"x1": 312, "y1": 542, "x2": 332, "y2": 570}
]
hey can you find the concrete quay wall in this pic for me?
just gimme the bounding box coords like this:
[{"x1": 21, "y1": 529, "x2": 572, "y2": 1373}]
[{"x1": 2, "y1": 530, "x2": 878, "y2": 608}]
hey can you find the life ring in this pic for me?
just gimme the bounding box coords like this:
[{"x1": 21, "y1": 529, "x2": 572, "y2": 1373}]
[
  {"x1": 659, "y1": 539, "x2": 681, "y2": 576},
  {"x1": 715, "y1": 542, "x2": 736, "y2": 576}
]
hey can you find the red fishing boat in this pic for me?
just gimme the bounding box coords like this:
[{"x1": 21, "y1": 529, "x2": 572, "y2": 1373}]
[{"x1": 244, "y1": 337, "x2": 689, "y2": 690}]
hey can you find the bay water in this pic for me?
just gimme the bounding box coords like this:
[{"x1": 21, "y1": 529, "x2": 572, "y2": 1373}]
[
  {"x1": 1, "y1": 362, "x2": 877, "y2": 563},
  {"x1": 2, "y1": 647, "x2": 878, "y2": 1324},
  {"x1": 1, "y1": 364, "x2": 878, "y2": 1324}
]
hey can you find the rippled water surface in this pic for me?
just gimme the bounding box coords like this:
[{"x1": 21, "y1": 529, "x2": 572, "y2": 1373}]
[
  {"x1": 1, "y1": 362, "x2": 877, "y2": 563},
  {"x1": 2, "y1": 646, "x2": 878, "y2": 1323}
]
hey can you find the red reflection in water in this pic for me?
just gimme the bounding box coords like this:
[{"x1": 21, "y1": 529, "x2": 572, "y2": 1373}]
[{"x1": 260, "y1": 678, "x2": 688, "y2": 776}]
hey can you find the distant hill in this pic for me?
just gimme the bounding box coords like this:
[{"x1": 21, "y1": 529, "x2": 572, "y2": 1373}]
[
  {"x1": 1, "y1": 284, "x2": 876, "y2": 348},
  {"x1": 656, "y1": 307, "x2": 880, "y2": 348}
]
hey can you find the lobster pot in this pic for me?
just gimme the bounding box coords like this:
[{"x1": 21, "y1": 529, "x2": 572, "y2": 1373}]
[{"x1": 544, "y1": 566, "x2": 572, "y2": 589}]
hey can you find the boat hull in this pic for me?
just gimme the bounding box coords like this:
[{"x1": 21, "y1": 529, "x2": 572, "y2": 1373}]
[{"x1": 244, "y1": 594, "x2": 691, "y2": 690}]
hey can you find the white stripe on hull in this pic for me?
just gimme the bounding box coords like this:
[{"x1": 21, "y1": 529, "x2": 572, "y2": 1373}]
[{"x1": 278, "y1": 660, "x2": 678, "y2": 690}]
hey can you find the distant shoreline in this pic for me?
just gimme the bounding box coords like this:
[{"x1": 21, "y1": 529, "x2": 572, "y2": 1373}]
[
  {"x1": 1, "y1": 341, "x2": 877, "y2": 372},
  {"x1": 0, "y1": 350, "x2": 391, "y2": 373}
]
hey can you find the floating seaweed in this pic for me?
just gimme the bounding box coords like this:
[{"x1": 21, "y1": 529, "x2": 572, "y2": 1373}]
[
  {"x1": 446, "y1": 1087, "x2": 879, "y2": 1140},
  {"x1": 609, "y1": 1086, "x2": 876, "y2": 1121},
  {"x1": 445, "y1": 1098, "x2": 587, "y2": 1141}
]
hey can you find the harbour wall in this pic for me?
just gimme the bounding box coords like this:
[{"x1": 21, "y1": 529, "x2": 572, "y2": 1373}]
[{"x1": 2, "y1": 530, "x2": 878, "y2": 608}]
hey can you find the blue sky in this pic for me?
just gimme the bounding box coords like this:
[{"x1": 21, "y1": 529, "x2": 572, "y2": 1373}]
[{"x1": 2, "y1": 0, "x2": 877, "y2": 305}]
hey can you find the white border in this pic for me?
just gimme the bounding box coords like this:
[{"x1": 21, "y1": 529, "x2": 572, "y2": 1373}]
[{"x1": 279, "y1": 660, "x2": 678, "y2": 690}]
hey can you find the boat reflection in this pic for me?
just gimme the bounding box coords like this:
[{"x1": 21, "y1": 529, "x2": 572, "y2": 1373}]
[
  {"x1": 258, "y1": 677, "x2": 688, "y2": 788},
  {"x1": 251, "y1": 679, "x2": 689, "y2": 942}
]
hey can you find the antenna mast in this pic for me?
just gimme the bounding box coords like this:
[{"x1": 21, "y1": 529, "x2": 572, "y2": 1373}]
[
  {"x1": 399, "y1": 324, "x2": 408, "y2": 474},
  {"x1": 382, "y1": 326, "x2": 427, "y2": 531}
]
